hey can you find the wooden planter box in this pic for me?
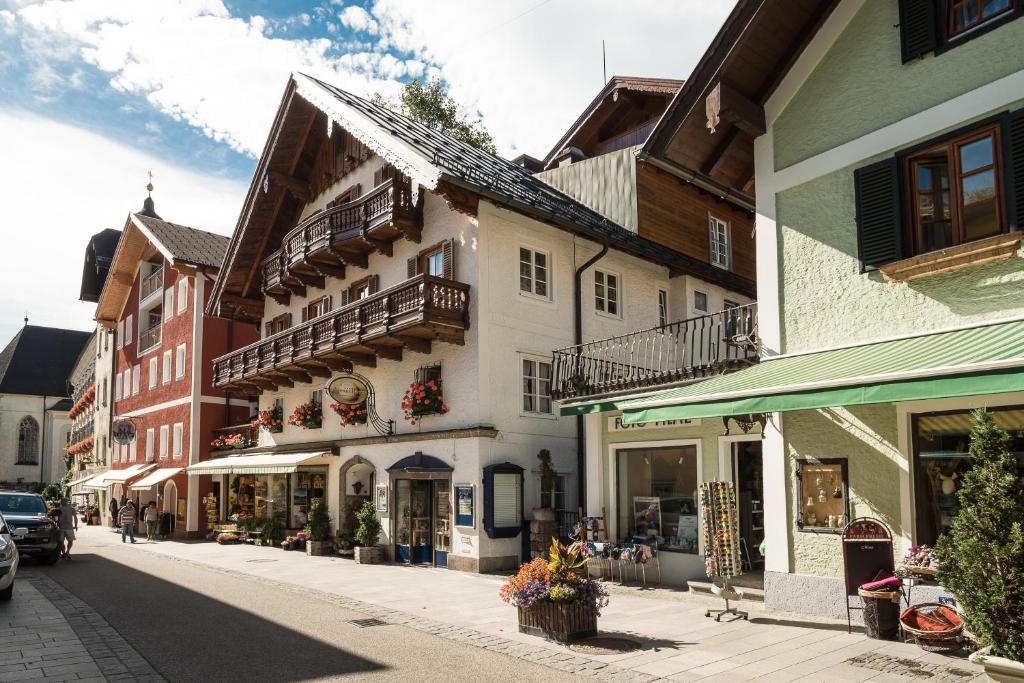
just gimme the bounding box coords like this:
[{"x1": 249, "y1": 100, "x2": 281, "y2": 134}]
[
  {"x1": 354, "y1": 545, "x2": 384, "y2": 564},
  {"x1": 306, "y1": 540, "x2": 333, "y2": 556},
  {"x1": 518, "y1": 603, "x2": 597, "y2": 643}
]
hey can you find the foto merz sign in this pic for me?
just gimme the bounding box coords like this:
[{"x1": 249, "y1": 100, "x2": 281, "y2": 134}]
[{"x1": 608, "y1": 416, "x2": 702, "y2": 432}]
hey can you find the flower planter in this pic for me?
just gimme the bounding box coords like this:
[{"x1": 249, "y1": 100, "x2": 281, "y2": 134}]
[
  {"x1": 970, "y1": 648, "x2": 1024, "y2": 683},
  {"x1": 517, "y1": 603, "x2": 597, "y2": 643},
  {"x1": 354, "y1": 545, "x2": 384, "y2": 564},
  {"x1": 306, "y1": 540, "x2": 333, "y2": 556}
]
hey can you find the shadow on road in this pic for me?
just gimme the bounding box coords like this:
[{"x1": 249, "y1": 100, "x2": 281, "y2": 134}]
[{"x1": 37, "y1": 552, "x2": 386, "y2": 681}]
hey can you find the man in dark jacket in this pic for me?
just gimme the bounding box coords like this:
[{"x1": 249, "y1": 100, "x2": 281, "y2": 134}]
[
  {"x1": 118, "y1": 500, "x2": 137, "y2": 543},
  {"x1": 109, "y1": 498, "x2": 119, "y2": 529}
]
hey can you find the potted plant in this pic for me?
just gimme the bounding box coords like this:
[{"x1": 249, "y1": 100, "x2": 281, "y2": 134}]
[
  {"x1": 499, "y1": 538, "x2": 609, "y2": 643},
  {"x1": 304, "y1": 500, "x2": 333, "y2": 556},
  {"x1": 256, "y1": 406, "x2": 283, "y2": 433},
  {"x1": 400, "y1": 379, "x2": 449, "y2": 426},
  {"x1": 330, "y1": 402, "x2": 367, "y2": 427},
  {"x1": 261, "y1": 516, "x2": 284, "y2": 548},
  {"x1": 287, "y1": 401, "x2": 322, "y2": 429},
  {"x1": 353, "y1": 500, "x2": 384, "y2": 564},
  {"x1": 936, "y1": 409, "x2": 1024, "y2": 680}
]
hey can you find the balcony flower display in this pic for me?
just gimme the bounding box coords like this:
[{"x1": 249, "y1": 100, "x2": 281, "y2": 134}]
[
  {"x1": 288, "y1": 401, "x2": 323, "y2": 429},
  {"x1": 256, "y1": 406, "x2": 283, "y2": 433},
  {"x1": 66, "y1": 434, "x2": 95, "y2": 457},
  {"x1": 330, "y1": 402, "x2": 367, "y2": 427},
  {"x1": 67, "y1": 384, "x2": 96, "y2": 419},
  {"x1": 401, "y1": 379, "x2": 449, "y2": 425},
  {"x1": 210, "y1": 433, "x2": 251, "y2": 451}
]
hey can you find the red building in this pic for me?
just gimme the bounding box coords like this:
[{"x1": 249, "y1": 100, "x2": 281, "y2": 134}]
[{"x1": 93, "y1": 196, "x2": 258, "y2": 536}]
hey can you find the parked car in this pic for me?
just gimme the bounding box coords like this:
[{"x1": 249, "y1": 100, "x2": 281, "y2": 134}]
[
  {"x1": 0, "y1": 511, "x2": 24, "y2": 600},
  {"x1": 0, "y1": 492, "x2": 61, "y2": 564}
]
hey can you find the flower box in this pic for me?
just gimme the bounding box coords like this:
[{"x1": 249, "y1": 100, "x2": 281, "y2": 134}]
[
  {"x1": 354, "y1": 544, "x2": 384, "y2": 564},
  {"x1": 517, "y1": 603, "x2": 597, "y2": 643},
  {"x1": 306, "y1": 540, "x2": 333, "y2": 556}
]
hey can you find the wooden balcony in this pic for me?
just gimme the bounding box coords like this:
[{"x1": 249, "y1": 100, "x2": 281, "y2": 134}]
[
  {"x1": 262, "y1": 178, "x2": 421, "y2": 305},
  {"x1": 551, "y1": 304, "x2": 758, "y2": 403},
  {"x1": 213, "y1": 274, "x2": 470, "y2": 393}
]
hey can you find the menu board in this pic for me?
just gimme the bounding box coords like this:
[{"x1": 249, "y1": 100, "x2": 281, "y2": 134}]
[{"x1": 455, "y1": 484, "x2": 474, "y2": 527}]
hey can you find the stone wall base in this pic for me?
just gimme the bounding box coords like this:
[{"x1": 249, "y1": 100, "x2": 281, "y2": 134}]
[{"x1": 447, "y1": 554, "x2": 518, "y2": 573}]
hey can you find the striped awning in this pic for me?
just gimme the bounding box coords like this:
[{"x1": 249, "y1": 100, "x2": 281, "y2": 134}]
[
  {"x1": 620, "y1": 320, "x2": 1024, "y2": 423},
  {"x1": 187, "y1": 451, "x2": 333, "y2": 475}
]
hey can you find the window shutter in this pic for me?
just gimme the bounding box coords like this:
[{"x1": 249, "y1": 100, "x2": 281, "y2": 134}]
[
  {"x1": 854, "y1": 157, "x2": 903, "y2": 271},
  {"x1": 374, "y1": 168, "x2": 382, "y2": 186},
  {"x1": 340, "y1": 290, "x2": 351, "y2": 306},
  {"x1": 407, "y1": 256, "x2": 421, "y2": 278},
  {"x1": 368, "y1": 274, "x2": 380, "y2": 294},
  {"x1": 898, "y1": 0, "x2": 937, "y2": 62},
  {"x1": 1004, "y1": 108, "x2": 1024, "y2": 232},
  {"x1": 265, "y1": 322, "x2": 272, "y2": 337},
  {"x1": 351, "y1": 183, "x2": 362, "y2": 199},
  {"x1": 442, "y1": 239, "x2": 455, "y2": 280},
  {"x1": 283, "y1": 313, "x2": 292, "y2": 328}
]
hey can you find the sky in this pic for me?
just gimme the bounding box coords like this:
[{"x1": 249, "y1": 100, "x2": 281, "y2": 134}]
[{"x1": 0, "y1": 0, "x2": 734, "y2": 345}]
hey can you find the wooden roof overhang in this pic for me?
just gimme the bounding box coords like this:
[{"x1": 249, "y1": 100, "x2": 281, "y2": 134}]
[{"x1": 639, "y1": 0, "x2": 840, "y2": 211}]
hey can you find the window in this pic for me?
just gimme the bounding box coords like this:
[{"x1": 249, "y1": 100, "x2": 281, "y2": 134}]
[
  {"x1": 540, "y1": 474, "x2": 567, "y2": 511},
  {"x1": 658, "y1": 290, "x2": 669, "y2": 327},
  {"x1": 132, "y1": 364, "x2": 140, "y2": 395},
  {"x1": 159, "y1": 425, "x2": 169, "y2": 459},
  {"x1": 16, "y1": 416, "x2": 39, "y2": 465},
  {"x1": 177, "y1": 279, "x2": 188, "y2": 314},
  {"x1": 123, "y1": 370, "x2": 131, "y2": 398},
  {"x1": 906, "y1": 124, "x2": 1003, "y2": 254},
  {"x1": 120, "y1": 443, "x2": 127, "y2": 463},
  {"x1": 175, "y1": 344, "x2": 186, "y2": 379},
  {"x1": 264, "y1": 313, "x2": 291, "y2": 337},
  {"x1": 148, "y1": 357, "x2": 157, "y2": 389},
  {"x1": 102, "y1": 377, "x2": 108, "y2": 406},
  {"x1": 116, "y1": 320, "x2": 124, "y2": 349},
  {"x1": 949, "y1": 0, "x2": 1014, "y2": 37},
  {"x1": 709, "y1": 215, "x2": 731, "y2": 270},
  {"x1": 114, "y1": 372, "x2": 122, "y2": 401},
  {"x1": 616, "y1": 444, "x2": 700, "y2": 553},
  {"x1": 125, "y1": 314, "x2": 133, "y2": 345},
  {"x1": 172, "y1": 423, "x2": 183, "y2": 459},
  {"x1": 301, "y1": 296, "x2": 332, "y2": 322},
  {"x1": 899, "y1": 0, "x2": 1021, "y2": 61},
  {"x1": 100, "y1": 435, "x2": 107, "y2": 464},
  {"x1": 694, "y1": 290, "x2": 708, "y2": 313},
  {"x1": 483, "y1": 463, "x2": 524, "y2": 538},
  {"x1": 409, "y1": 240, "x2": 455, "y2": 280},
  {"x1": 519, "y1": 247, "x2": 549, "y2": 299},
  {"x1": 145, "y1": 428, "x2": 155, "y2": 462},
  {"x1": 594, "y1": 270, "x2": 620, "y2": 316},
  {"x1": 129, "y1": 438, "x2": 137, "y2": 462},
  {"x1": 311, "y1": 389, "x2": 323, "y2": 410},
  {"x1": 425, "y1": 249, "x2": 444, "y2": 276},
  {"x1": 343, "y1": 277, "x2": 377, "y2": 304},
  {"x1": 162, "y1": 350, "x2": 172, "y2": 384},
  {"x1": 522, "y1": 357, "x2": 552, "y2": 415},
  {"x1": 164, "y1": 287, "x2": 174, "y2": 320}
]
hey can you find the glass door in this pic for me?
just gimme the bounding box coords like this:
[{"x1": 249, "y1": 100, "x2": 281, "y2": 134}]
[
  {"x1": 433, "y1": 480, "x2": 451, "y2": 568},
  {"x1": 395, "y1": 480, "x2": 433, "y2": 564}
]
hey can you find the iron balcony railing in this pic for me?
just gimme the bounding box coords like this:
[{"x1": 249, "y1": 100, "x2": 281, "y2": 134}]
[
  {"x1": 71, "y1": 374, "x2": 95, "y2": 404},
  {"x1": 70, "y1": 421, "x2": 94, "y2": 446},
  {"x1": 138, "y1": 324, "x2": 161, "y2": 353},
  {"x1": 551, "y1": 303, "x2": 758, "y2": 402},
  {"x1": 140, "y1": 268, "x2": 163, "y2": 302}
]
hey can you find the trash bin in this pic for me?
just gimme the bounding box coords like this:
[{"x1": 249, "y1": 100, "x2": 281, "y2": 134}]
[
  {"x1": 858, "y1": 588, "x2": 900, "y2": 640},
  {"x1": 159, "y1": 512, "x2": 175, "y2": 538}
]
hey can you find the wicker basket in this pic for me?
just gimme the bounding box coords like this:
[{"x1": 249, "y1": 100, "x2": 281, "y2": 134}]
[
  {"x1": 900, "y1": 603, "x2": 964, "y2": 640},
  {"x1": 900, "y1": 564, "x2": 938, "y2": 577},
  {"x1": 858, "y1": 588, "x2": 901, "y2": 603}
]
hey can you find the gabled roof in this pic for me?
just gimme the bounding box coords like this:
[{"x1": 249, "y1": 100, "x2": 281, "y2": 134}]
[
  {"x1": 132, "y1": 214, "x2": 229, "y2": 269},
  {"x1": 211, "y1": 73, "x2": 739, "y2": 320},
  {"x1": 79, "y1": 228, "x2": 121, "y2": 303},
  {"x1": 0, "y1": 325, "x2": 90, "y2": 397}
]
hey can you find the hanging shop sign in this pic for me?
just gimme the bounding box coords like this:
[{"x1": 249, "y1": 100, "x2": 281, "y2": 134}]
[
  {"x1": 455, "y1": 483, "x2": 475, "y2": 527},
  {"x1": 112, "y1": 419, "x2": 137, "y2": 445},
  {"x1": 608, "y1": 416, "x2": 701, "y2": 432},
  {"x1": 328, "y1": 375, "x2": 369, "y2": 405}
]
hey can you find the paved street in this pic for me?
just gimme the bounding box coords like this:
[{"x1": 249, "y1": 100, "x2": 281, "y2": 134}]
[{"x1": 0, "y1": 526, "x2": 986, "y2": 682}]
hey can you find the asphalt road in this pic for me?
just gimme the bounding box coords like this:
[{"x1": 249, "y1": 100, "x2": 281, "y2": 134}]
[{"x1": 30, "y1": 541, "x2": 581, "y2": 682}]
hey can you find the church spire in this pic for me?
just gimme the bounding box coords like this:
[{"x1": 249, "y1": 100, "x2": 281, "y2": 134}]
[{"x1": 140, "y1": 171, "x2": 161, "y2": 219}]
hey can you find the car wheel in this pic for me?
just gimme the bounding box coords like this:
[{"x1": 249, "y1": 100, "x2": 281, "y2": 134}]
[
  {"x1": 0, "y1": 583, "x2": 12, "y2": 601},
  {"x1": 39, "y1": 551, "x2": 60, "y2": 566}
]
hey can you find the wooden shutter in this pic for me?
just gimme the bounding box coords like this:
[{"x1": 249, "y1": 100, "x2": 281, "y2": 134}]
[
  {"x1": 340, "y1": 290, "x2": 352, "y2": 306},
  {"x1": 442, "y1": 239, "x2": 455, "y2": 280},
  {"x1": 368, "y1": 275, "x2": 380, "y2": 294},
  {"x1": 1004, "y1": 108, "x2": 1024, "y2": 232},
  {"x1": 350, "y1": 183, "x2": 362, "y2": 200},
  {"x1": 854, "y1": 157, "x2": 903, "y2": 271},
  {"x1": 898, "y1": 0, "x2": 936, "y2": 62},
  {"x1": 407, "y1": 256, "x2": 421, "y2": 278},
  {"x1": 264, "y1": 322, "x2": 272, "y2": 337},
  {"x1": 373, "y1": 168, "x2": 383, "y2": 186}
]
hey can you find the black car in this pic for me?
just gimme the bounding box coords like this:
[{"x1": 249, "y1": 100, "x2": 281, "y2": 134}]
[{"x1": 0, "y1": 492, "x2": 61, "y2": 564}]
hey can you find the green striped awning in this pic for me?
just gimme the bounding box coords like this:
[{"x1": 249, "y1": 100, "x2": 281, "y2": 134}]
[{"x1": 619, "y1": 320, "x2": 1024, "y2": 424}]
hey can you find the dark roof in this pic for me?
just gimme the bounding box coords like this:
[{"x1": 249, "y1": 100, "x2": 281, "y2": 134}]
[
  {"x1": 302, "y1": 75, "x2": 735, "y2": 281},
  {"x1": 387, "y1": 452, "x2": 453, "y2": 473},
  {"x1": 50, "y1": 398, "x2": 73, "y2": 412},
  {"x1": 0, "y1": 326, "x2": 90, "y2": 397},
  {"x1": 133, "y1": 213, "x2": 230, "y2": 269},
  {"x1": 79, "y1": 228, "x2": 122, "y2": 303}
]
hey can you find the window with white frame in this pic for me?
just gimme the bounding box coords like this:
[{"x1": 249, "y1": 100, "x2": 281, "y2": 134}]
[
  {"x1": 518, "y1": 247, "x2": 550, "y2": 299},
  {"x1": 175, "y1": 344, "x2": 186, "y2": 379},
  {"x1": 129, "y1": 438, "x2": 137, "y2": 462},
  {"x1": 172, "y1": 423, "x2": 183, "y2": 458},
  {"x1": 658, "y1": 289, "x2": 669, "y2": 327},
  {"x1": 159, "y1": 425, "x2": 169, "y2": 459},
  {"x1": 114, "y1": 373, "x2": 122, "y2": 401},
  {"x1": 123, "y1": 370, "x2": 131, "y2": 398},
  {"x1": 164, "y1": 287, "x2": 174, "y2": 320},
  {"x1": 101, "y1": 377, "x2": 107, "y2": 406},
  {"x1": 116, "y1": 320, "x2": 124, "y2": 349},
  {"x1": 148, "y1": 357, "x2": 157, "y2": 389},
  {"x1": 125, "y1": 314, "x2": 133, "y2": 345},
  {"x1": 594, "y1": 270, "x2": 620, "y2": 316},
  {"x1": 162, "y1": 350, "x2": 172, "y2": 384},
  {"x1": 132, "y1": 364, "x2": 140, "y2": 396},
  {"x1": 521, "y1": 356, "x2": 553, "y2": 415},
  {"x1": 540, "y1": 473, "x2": 567, "y2": 510},
  {"x1": 145, "y1": 428, "x2": 155, "y2": 462},
  {"x1": 177, "y1": 279, "x2": 188, "y2": 314},
  {"x1": 709, "y1": 215, "x2": 731, "y2": 270},
  {"x1": 120, "y1": 443, "x2": 127, "y2": 463}
]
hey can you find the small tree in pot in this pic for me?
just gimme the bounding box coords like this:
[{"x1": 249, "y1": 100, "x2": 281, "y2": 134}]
[
  {"x1": 936, "y1": 409, "x2": 1024, "y2": 679},
  {"x1": 304, "y1": 500, "x2": 333, "y2": 556},
  {"x1": 354, "y1": 500, "x2": 384, "y2": 564}
]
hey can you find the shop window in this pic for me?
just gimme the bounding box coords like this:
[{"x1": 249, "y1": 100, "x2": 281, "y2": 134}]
[
  {"x1": 594, "y1": 270, "x2": 620, "y2": 316},
  {"x1": 483, "y1": 463, "x2": 523, "y2": 539},
  {"x1": 521, "y1": 356, "x2": 552, "y2": 415},
  {"x1": 912, "y1": 407, "x2": 1024, "y2": 546},
  {"x1": 795, "y1": 459, "x2": 850, "y2": 533},
  {"x1": 228, "y1": 471, "x2": 327, "y2": 529},
  {"x1": 519, "y1": 246, "x2": 549, "y2": 299},
  {"x1": 615, "y1": 445, "x2": 699, "y2": 553}
]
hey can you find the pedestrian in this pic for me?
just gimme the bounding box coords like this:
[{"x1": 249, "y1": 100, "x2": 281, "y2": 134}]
[
  {"x1": 144, "y1": 501, "x2": 159, "y2": 542},
  {"x1": 56, "y1": 497, "x2": 78, "y2": 559},
  {"x1": 118, "y1": 500, "x2": 137, "y2": 543},
  {"x1": 109, "y1": 497, "x2": 119, "y2": 529}
]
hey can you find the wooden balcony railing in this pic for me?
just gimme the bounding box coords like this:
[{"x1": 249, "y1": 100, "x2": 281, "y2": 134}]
[
  {"x1": 551, "y1": 304, "x2": 758, "y2": 402},
  {"x1": 214, "y1": 274, "x2": 470, "y2": 392},
  {"x1": 140, "y1": 268, "x2": 163, "y2": 302},
  {"x1": 262, "y1": 178, "x2": 421, "y2": 304},
  {"x1": 138, "y1": 324, "x2": 161, "y2": 353}
]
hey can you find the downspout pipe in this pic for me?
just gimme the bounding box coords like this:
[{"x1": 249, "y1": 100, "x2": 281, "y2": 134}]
[{"x1": 573, "y1": 241, "x2": 608, "y2": 513}]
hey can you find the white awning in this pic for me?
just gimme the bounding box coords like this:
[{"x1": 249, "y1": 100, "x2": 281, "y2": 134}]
[
  {"x1": 188, "y1": 451, "x2": 333, "y2": 475},
  {"x1": 81, "y1": 472, "x2": 114, "y2": 489},
  {"x1": 84, "y1": 463, "x2": 158, "y2": 488},
  {"x1": 129, "y1": 467, "x2": 183, "y2": 490},
  {"x1": 67, "y1": 473, "x2": 98, "y2": 487}
]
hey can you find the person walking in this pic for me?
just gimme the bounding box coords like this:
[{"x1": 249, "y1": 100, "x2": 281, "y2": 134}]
[
  {"x1": 144, "y1": 502, "x2": 159, "y2": 542},
  {"x1": 56, "y1": 497, "x2": 78, "y2": 559},
  {"x1": 109, "y1": 498, "x2": 119, "y2": 529},
  {"x1": 118, "y1": 500, "x2": 137, "y2": 543}
]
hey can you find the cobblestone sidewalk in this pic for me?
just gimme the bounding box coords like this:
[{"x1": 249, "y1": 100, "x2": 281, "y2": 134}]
[{"x1": 0, "y1": 571, "x2": 163, "y2": 683}]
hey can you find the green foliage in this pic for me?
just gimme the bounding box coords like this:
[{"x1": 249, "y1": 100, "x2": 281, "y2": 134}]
[
  {"x1": 41, "y1": 483, "x2": 62, "y2": 503},
  {"x1": 546, "y1": 538, "x2": 587, "y2": 584},
  {"x1": 935, "y1": 408, "x2": 1024, "y2": 661},
  {"x1": 261, "y1": 516, "x2": 284, "y2": 544},
  {"x1": 372, "y1": 79, "x2": 496, "y2": 154},
  {"x1": 354, "y1": 500, "x2": 382, "y2": 547},
  {"x1": 537, "y1": 449, "x2": 556, "y2": 505},
  {"x1": 304, "y1": 499, "x2": 332, "y2": 542}
]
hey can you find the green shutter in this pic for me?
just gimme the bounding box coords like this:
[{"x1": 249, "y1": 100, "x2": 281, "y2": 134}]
[{"x1": 899, "y1": 0, "x2": 937, "y2": 62}]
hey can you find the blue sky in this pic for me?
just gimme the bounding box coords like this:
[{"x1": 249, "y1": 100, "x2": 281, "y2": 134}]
[{"x1": 0, "y1": 0, "x2": 732, "y2": 344}]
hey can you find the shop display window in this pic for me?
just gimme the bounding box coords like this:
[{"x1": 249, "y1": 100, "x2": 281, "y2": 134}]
[
  {"x1": 615, "y1": 445, "x2": 699, "y2": 553},
  {"x1": 913, "y1": 407, "x2": 1024, "y2": 546},
  {"x1": 292, "y1": 470, "x2": 327, "y2": 528},
  {"x1": 795, "y1": 459, "x2": 849, "y2": 533},
  {"x1": 227, "y1": 470, "x2": 327, "y2": 529}
]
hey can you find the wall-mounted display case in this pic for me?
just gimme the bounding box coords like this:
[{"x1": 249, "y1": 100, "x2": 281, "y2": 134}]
[{"x1": 795, "y1": 458, "x2": 850, "y2": 533}]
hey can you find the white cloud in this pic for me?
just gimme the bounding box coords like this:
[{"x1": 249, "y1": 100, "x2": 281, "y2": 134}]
[
  {"x1": 0, "y1": 109, "x2": 245, "y2": 345},
  {"x1": 338, "y1": 5, "x2": 378, "y2": 35}
]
